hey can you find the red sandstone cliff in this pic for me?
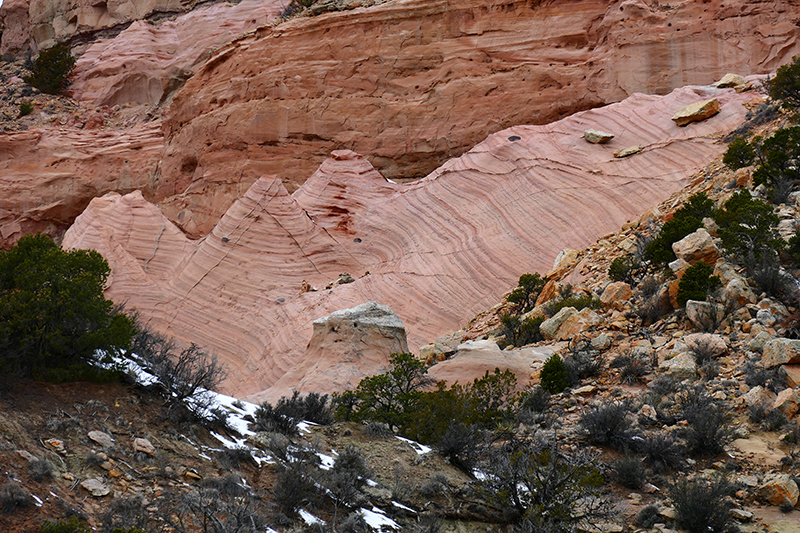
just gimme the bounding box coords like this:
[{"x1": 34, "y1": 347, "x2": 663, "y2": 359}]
[{"x1": 64, "y1": 85, "x2": 755, "y2": 400}]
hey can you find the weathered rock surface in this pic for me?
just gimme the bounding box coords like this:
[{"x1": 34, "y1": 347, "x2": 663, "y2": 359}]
[
  {"x1": 70, "y1": 0, "x2": 284, "y2": 107},
  {"x1": 80, "y1": 478, "x2": 110, "y2": 497},
  {"x1": 0, "y1": 123, "x2": 163, "y2": 248},
  {"x1": 672, "y1": 228, "x2": 720, "y2": 266},
  {"x1": 659, "y1": 352, "x2": 697, "y2": 381},
  {"x1": 600, "y1": 282, "x2": 632, "y2": 311},
  {"x1": 266, "y1": 302, "x2": 408, "y2": 399},
  {"x1": 758, "y1": 474, "x2": 799, "y2": 507},
  {"x1": 672, "y1": 98, "x2": 721, "y2": 126},
  {"x1": 64, "y1": 86, "x2": 755, "y2": 400},
  {"x1": 763, "y1": 338, "x2": 800, "y2": 368},
  {"x1": 0, "y1": 0, "x2": 31, "y2": 57},
  {"x1": 155, "y1": 0, "x2": 800, "y2": 234},
  {"x1": 584, "y1": 129, "x2": 614, "y2": 144}
]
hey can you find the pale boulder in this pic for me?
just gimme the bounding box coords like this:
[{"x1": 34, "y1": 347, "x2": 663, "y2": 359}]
[
  {"x1": 672, "y1": 98, "x2": 721, "y2": 126},
  {"x1": 684, "y1": 333, "x2": 727, "y2": 357},
  {"x1": 672, "y1": 228, "x2": 720, "y2": 266},
  {"x1": 600, "y1": 282, "x2": 632, "y2": 311},
  {"x1": 540, "y1": 307, "x2": 602, "y2": 341},
  {"x1": 685, "y1": 300, "x2": 721, "y2": 331},
  {"x1": 133, "y1": 438, "x2": 156, "y2": 456},
  {"x1": 81, "y1": 478, "x2": 111, "y2": 497},
  {"x1": 784, "y1": 365, "x2": 800, "y2": 388},
  {"x1": 715, "y1": 73, "x2": 747, "y2": 88},
  {"x1": 724, "y1": 277, "x2": 757, "y2": 307},
  {"x1": 659, "y1": 352, "x2": 697, "y2": 380},
  {"x1": 763, "y1": 338, "x2": 800, "y2": 368},
  {"x1": 741, "y1": 385, "x2": 777, "y2": 408},
  {"x1": 88, "y1": 431, "x2": 114, "y2": 448},
  {"x1": 583, "y1": 129, "x2": 615, "y2": 144},
  {"x1": 540, "y1": 307, "x2": 578, "y2": 340},
  {"x1": 613, "y1": 145, "x2": 643, "y2": 158}
]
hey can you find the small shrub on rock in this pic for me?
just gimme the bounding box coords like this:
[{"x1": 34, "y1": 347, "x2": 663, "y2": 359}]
[
  {"x1": 723, "y1": 136, "x2": 757, "y2": 169},
  {"x1": 677, "y1": 262, "x2": 721, "y2": 306},
  {"x1": 41, "y1": 517, "x2": 90, "y2": 533},
  {"x1": 23, "y1": 42, "x2": 76, "y2": 95},
  {"x1": 670, "y1": 475, "x2": 736, "y2": 533},
  {"x1": 636, "y1": 504, "x2": 662, "y2": 528},
  {"x1": 500, "y1": 313, "x2": 544, "y2": 347},
  {"x1": 1, "y1": 482, "x2": 32, "y2": 513},
  {"x1": 612, "y1": 455, "x2": 645, "y2": 489},
  {"x1": 18, "y1": 101, "x2": 33, "y2": 117},
  {"x1": 742, "y1": 361, "x2": 786, "y2": 393},
  {"x1": 713, "y1": 190, "x2": 782, "y2": 262},
  {"x1": 645, "y1": 193, "x2": 715, "y2": 267},
  {"x1": 612, "y1": 354, "x2": 650, "y2": 385},
  {"x1": 679, "y1": 388, "x2": 733, "y2": 457},
  {"x1": 608, "y1": 256, "x2": 634, "y2": 283},
  {"x1": 539, "y1": 354, "x2": 570, "y2": 394},
  {"x1": 579, "y1": 401, "x2": 633, "y2": 449},
  {"x1": 635, "y1": 432, "x2": 685, "y2": 473},
  {"x1": 769, "y1": 55, "x2": 800, "y2": 109},
  {"x1": 506, "y1": 272, "x2": 546, "y2": 314},
  {"x1": 28, "y1": 457, "x2": 54, "y2": 481}
]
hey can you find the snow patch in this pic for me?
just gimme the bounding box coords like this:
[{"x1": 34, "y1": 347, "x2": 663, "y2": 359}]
[
  {"x1": 299, "y1": 508, "x2": 326, "y2": 526},
  {"x1": 359, "y1": 507, "x2": 400, "y2": 531},
  {"x1": 395, "y1": 436, "x2": 431, "y2": 455}
]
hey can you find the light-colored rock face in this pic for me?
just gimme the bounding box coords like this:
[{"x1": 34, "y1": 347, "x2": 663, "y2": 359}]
[
  {"x1": 0, "y1": 123, "x2": 163, "y2": 248},
  {"x1": 671, "y1": 98, "x2": 721, "y2": 126},
  {"x1": 28, "y1": 0, "x2": 210, "y2": 50},
  {"x1": 70, "y1": 0, "x2": 284, "y2": 107},
  {"x1": 265, "y1": 302, "x2": 409, "y2": 400},
  {"x1": 0, "y1": 0, "x2": 31, "y2": 57},
  {"x1": 63, "y1": 85, "x2": 754, "y2": 400},
  {"x1": 763, "y1": 338, "x2": 800, "y2": 368},
  {"x1": 153, "y1": 0, "x2": 800, "y2": 235}
]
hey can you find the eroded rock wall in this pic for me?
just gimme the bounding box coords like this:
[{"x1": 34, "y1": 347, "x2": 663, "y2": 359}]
[
  {"x1": 155, "y1": 0, "x2": 800, "y2": 237},
  {"x1": 63, "y1": 85, "x2": 755, "y2": 400}
]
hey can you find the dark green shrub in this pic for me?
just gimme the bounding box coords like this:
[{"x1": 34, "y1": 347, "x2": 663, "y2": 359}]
[
  {"x1": 645, "y1": 193, "x2": 715, "y2": 266},
  {"x1": 635, "y1": 432, "x2": 684, "y2": 473},
  {"x1": 545, "y1": 292, "x2": 601, "y2": 317},
  {"x1": 670, "y1": 475, "x2": 736, "y2": 533},
  {"x1": 676, "y1": 262, "x2": 721, "y2": 306},
  {"x1": 564, "y1": 350, "x2": 602, "y2": 385},
  {"x1": 579, "y1": 401, "x2": 633, "y2": 450},
  {"x1": 436, "y1": 422, "x2": 481, "y2": 473},
  {"x1": 539, "y1": 354, "x2": 570, "y2": 394},
  {"x1": 769, "y1": 55, "x2": 800, "y2": 109},
  {"x1": 500, "y1": 313, "x2": 544, "y2": 347},
  {"x1": 713, "y1": 190, "x2": 782, "y2": 262},
  {"x1": 608, "y1": 256, "x2": 634, "y2": 283},
  {"x1": 506, "y1": 272, "x2": 546, "y2": 314},
  {"x1": 24, "y1": 42, "x2": 75, "y2": 95},
  {"x1": 0, "y1": 234, "x2": 136, "y2": 378},
  {"x1": 723, "y1": 136, "x2": 756, "y2": 169},
  {"x1": 1, "y1": 482, "x2": 32, "y2": 513},
  {"x1": 253, "y1": 401, "x2": 298, "y2": 435},
  {"x1": 478, "y1": 436, "x2": 607, "y2": 530},
  {"x1": 18, "y1": 101, "x2": 33, "y2": 117},
  {"x1": 753, "y1": 126, "x2": 800, "y2": 203},
  {"x1": 612, "y1": 455, "x2": 645, "y2": 489},
  {"x1": 41, "y1": 517, "x2": 91, "y2": 533}
]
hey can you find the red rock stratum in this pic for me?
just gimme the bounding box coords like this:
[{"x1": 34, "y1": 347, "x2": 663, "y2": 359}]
[
  {"x1": 64, "y1": 85, "x2": 754, "y2": 401},
  {"x1": 156, "y1": 0, "x2": 800, "y2": 236}
]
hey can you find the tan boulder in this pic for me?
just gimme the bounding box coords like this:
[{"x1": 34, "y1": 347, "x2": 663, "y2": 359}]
[
  {"x1": 684, "y1": 333, "x2": 728, "y2": 357},
  {"x1": 659, "y1": 352, "x2": 697, "y2": 381},
  {"x1": 724, "y1": 277, "x2": 757, "y2": 307},
  {"x1": 540, "y1": 307, "x2": 578, "y2": 340},
  {"x1": 715, "y1": 73, "x2": 747, "y2": 88},
  {"x1": 672, "y1": 228, "x2": 720, "y2": 266},
  {"x1": 600, "y1": 282, "x2": 632, "y2": 311},
  {"x1": 742, "y1": 385, "x2": 777, "y2": 408},
  {"x1": 0, "y1": 0, "x2": 31, "y2": 57},
  {"x1": 547, "y1": 249, "x2": 581, "y2": 279},
  {"x1": 773, "y1": 388, "x2": 799, "y2": 418},
  {"x1": 758, "y1": 474, "x2": 799, "y2": 507},
  {"x1": 534, "y1": 280, "x2": 560, "y2": 307},
  {"x1": 613, "y1": 146, "x2": 643, "y2": 158},
  {"x1": 133, "y1": 438, "x2": 156, "y2": 456},
  {"x1": 541, "y1": 307, "x2": 602, "y2": 341},
  {"x1": 686, "y1": 300, "x2": 722, "y2": 331},
  {"x1": 784, "y1": 365, "x2": 800, "y2": 388},
  {"x1": 763, "y1": 338, "x2": 800, "y2": 368},
  {"x1": 672, "y1": 98, "x2": 721, "y2": 126},
  {"x1": 583, "y1": 129, "x2": 615, "y2": 144}
]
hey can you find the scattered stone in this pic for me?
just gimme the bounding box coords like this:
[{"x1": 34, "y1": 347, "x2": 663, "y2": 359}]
[
  {"x1": 600, "y1": 282, "x2": 632, "y2": 311},
  {"x1": 756, "y1": 309, "x2": 776, "y2": 327},
  {"x1": 590, "y1": 333, "x2": 612, "y2": 351},
  {"x1": 763, "y1": 338, "x2": 800, "y2": 368},
  {"x1": 16, "y1": 450, "x2": 36, "y2": 462},
  {"x1": 573, "y1": 385, "x2": 597, "y2": 396},
  {"x1": 133, "y1": 438, "x2": 156, "y2": 456},
  {"x1": 773, "y1": 388, "x2": 799, "y2": 418},
  {"x1": 672, "y1": 228, "x2": 720, "y2": 266},
  {"x1": 784, "y1": 365, "x2": 800, "y2": 388},
  {"x1": 185, "y1": 470, "x2": 202, "y2": 480},
  {"x1": 757, "y1": 473, "x2": 799, "y2": 507},
  {"x1": 672, "y1": 98, "x2": 720, "y2": 126},
  {"x1": 730, "y1": 508, "x2": 754, "y2": 522},
  {"x1": 659, "y1": 352, "x2": 697, "y2": 380},
  {"x1": 45, "y1": 438, "x2": 66, "y2": 453},
  {"x1": 741, "y1": 385, "x2": 777, "y2": 407},
  {"x1": 747, "y1": 331, "x2": 773, "y2": 352},
  {"x1": 643, "y1": 482, "x2": 659, "y2": 493},
  {"x1": 62, "y1": 472, "x2": 75, "y2": 481},
  {"x1": 638, "y1": 404, "x2": 658, "y2": 421},
  {"x1": 613, "y1": 145, "x2": 643, "y2": 158},
  {"x1": 583, "y1": 129, "x2": 615, "y2": 144},
  {"x1": 326, "y1": 272, "x2": 355, "y2": 289},
  {"x1": 81, "y1": 478, "x2": 111, "y2": 497},
  {"x1": 88, "y1": 430, "x2": 115, "y2": 448},
  {"x1": 737, "y1": 475, "x2": 759, "y2": 488},
  {"x1": 658, "y1": 506, "x2": 677, "y2": 520},
  {"x1": 715, "y1": 73, "x2": 747, "y2": 88},
  {"x1": 540, "y1": 307, "x2": 579, "y2": 340}
]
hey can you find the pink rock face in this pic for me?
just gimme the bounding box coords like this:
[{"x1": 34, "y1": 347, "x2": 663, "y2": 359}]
[
  {"x1": 0, "y1": 0, "x2": 31, "y2": 57},
  {"x1": 0, "y1": 123, "x2": 163, "y2": 248},
  {"x1": 155, "y1": 0, "x2": 800, "y2": 236},
  {"x1": 71, "y1": 0, "x2": 284, "y2": 107},
  {"x1": 64, "y1": 85, "x2": 753, "y2": 400}
]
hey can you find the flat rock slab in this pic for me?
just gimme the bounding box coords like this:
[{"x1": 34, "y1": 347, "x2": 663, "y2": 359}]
[
  {"x1": 583, "y1": 129, "x2": 615, "y2": 143},
  {"x1": 88, "y1": 430, "x2": 114, "y2": 448},
  {"x1": 81, "y1": 478, "x2": 111, "y2": 497},
  {"x1": 672, "y1": 98, "x2": 720, "y2": 126}
]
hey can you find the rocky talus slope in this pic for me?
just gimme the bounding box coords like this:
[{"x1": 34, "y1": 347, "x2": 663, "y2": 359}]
[{"x1": 64, "y1": 83, "x2": 757, "y2": 401}]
